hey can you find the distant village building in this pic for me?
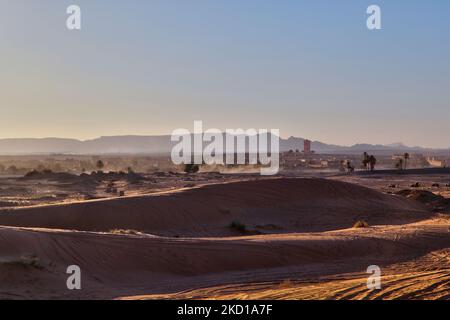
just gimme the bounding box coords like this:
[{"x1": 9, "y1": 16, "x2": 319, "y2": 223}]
[
  {"x1": 391, "y1": 154, "x2": 405, "y2": 161},
  {"x1": 303, "y1": 139, "x2": 311, "y2": 154},
  {"x1": 281, "y1": 149, "x2": 304, "y2": 169},
  {"x1": 320, "y1": 160, "x2": 329, "y2": 167},
  {"x1": 427, "y1": 157, "x2": 446, "y2": 168}
]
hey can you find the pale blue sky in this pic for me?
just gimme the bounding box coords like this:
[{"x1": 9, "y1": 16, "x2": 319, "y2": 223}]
[{"x1": 0, "y1": 0, "x2": 449, "y2": 147}]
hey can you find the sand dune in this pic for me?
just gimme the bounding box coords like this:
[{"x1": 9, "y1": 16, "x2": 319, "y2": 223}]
[
  {"x1": 0, "y1": 218, "x2": 448, "y2": 300},
  {"x1": 136, "y1": 261, "x2": 450, "y2": 300},
  {"x1": 0, "y1": 178, "x2": 447, "y2": 300},
  {"x1": 0, "y1": 178, "x2": 430, "y2": 237}
]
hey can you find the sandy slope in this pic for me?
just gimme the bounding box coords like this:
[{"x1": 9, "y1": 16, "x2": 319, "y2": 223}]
[
  {"x1": 0, "y1": 218, "x2": 449, "y2": 300},
  {"x1": 0, "y1": 178, "x2": 448, "y2": 300},
  {"x1": 134, "y1": 259, "x2": 450, "y2": 300},
  {"x1": 133, "y1": 237, "x2": 450, "y2": 300},
  {"x1": 0, "y1": 178, "x2": 430, "y2": 236}
]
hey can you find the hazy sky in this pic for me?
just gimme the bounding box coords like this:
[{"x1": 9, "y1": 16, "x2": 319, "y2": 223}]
[{"x1": 1, "y1": 0, "x2": 449, "y2": 148}]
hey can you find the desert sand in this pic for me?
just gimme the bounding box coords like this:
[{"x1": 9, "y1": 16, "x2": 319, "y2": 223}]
[{"x1": 0, "y1": 177, "x2": 449, "y2": 300}]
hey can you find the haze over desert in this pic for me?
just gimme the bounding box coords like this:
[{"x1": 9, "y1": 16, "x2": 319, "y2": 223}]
[{"x1": 0, "y1": 157, "x2": 449, "y2": 300}]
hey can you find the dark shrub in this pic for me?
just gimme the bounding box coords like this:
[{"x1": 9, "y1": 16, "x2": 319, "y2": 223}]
[
  {"x1": 353, "y1": 220, "x2": 369, "y2": 228},
  {"x1": 229, "y1": 220, "x2": 247, "y2": 233},
  {"x1": 184, "y1": 164, "x2": 200, "y2": 174},
  {"x1": 24, "y1": 170, "x2": 39, "y2": 178}
]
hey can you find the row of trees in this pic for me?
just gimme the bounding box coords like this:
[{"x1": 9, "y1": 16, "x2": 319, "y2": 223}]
[
  {"x1": 362, "y1": 152, "x2": 411, "y2": 172},
  {"x1": 1, "y1": 160, "x2": 118, "y2": 175},
  {"x1": 395, "y1": 153, "x2": 410, "y2": 170},
  {"x1": 362, "y1": 152, "x2": 377, "y2": 171}
]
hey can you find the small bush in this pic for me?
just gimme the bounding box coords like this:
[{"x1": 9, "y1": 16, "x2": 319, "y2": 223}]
[
  {"x1": 184, "y1": 164, "x2": 200, "y2": 174},
  {"x1": 353, "y1": 220, "x2": 369, "y2": 228},
  {"x1": 278, "y1": 279, "x2": 294, "y2": 289},
  {"x1": 229, "y1": 220, "x2": 247, "y2": 233},
  {"x1": 24, "y1": 170, "x2": 39, "y2": 178},
  {"x1": 96, "y1": 160, "x2": 105, "y2": 170}
]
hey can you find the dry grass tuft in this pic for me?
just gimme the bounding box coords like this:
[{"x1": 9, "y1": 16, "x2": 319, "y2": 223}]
[
  {"x1": 353, "y1": 220, "x2": 369, "y2": 228},
  {"x1": 278, "y1": 279, "x2": 294, "y2": 289}
]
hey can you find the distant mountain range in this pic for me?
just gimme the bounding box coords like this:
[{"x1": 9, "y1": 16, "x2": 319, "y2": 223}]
[
  {"x1": 0, "y1": 136, "x2": 448, "y2": 155},
  {"x1": 281, "y1": 137, "x2": 449, "y2": 155}
]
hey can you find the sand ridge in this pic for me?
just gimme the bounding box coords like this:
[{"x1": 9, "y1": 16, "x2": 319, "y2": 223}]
[
  {"x1": 0, "y1": 218, "x2": 449, "y2": 300},
  {"x1": 0, "y1": 178, "x2": 430, "y2": 236},
  {"x1": 0, "y1": 178, "x2": 448, "y2": 300}
]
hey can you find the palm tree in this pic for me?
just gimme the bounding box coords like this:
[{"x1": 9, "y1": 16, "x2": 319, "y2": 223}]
[
  {"x1": 96, "y1": 160, "x2": 104, "y2": 171},
  {"x1": 396, "y1": 158, "x2": 404, "y2": 171},
  {"x1": 362, "y1": 152, "x2": 370, "y2": 170},
  {"x1": 403, "y1": 153, "x2": 410, "y2": 170},
  {"x1": 369, "y1": 155, "x2": 377, "y2": 171}
]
